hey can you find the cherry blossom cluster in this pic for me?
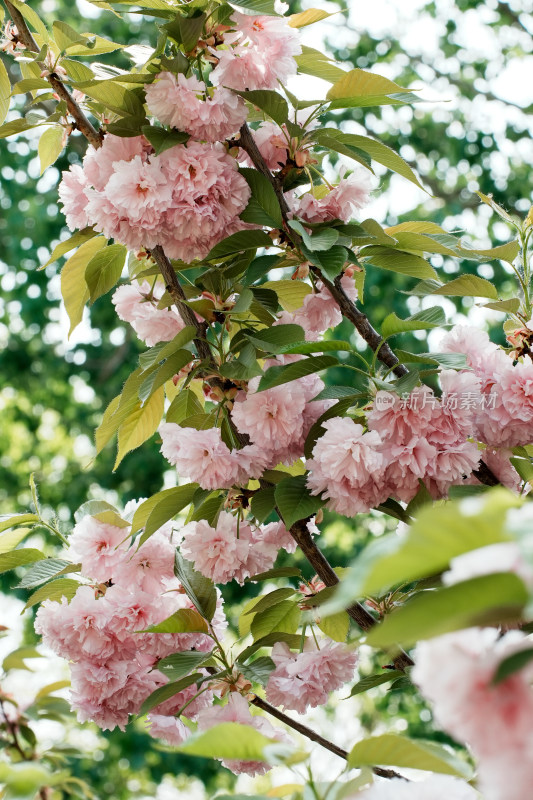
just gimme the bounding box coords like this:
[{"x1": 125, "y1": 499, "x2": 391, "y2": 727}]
[
  {"x1": 59, "y1": 134, "x2": 250, "y2": 262},
  {"x1": 35, "y1": 514, "x2": 224, "y2": 737},
  {"x1": 180, "y1": 511, "x2": 297, "y2": 585}
]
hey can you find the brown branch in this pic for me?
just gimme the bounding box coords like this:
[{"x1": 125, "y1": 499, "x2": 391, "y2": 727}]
[
  {"x1": 251, "y1": 694, "x2": 406, "y2": 780},
  {"x1": 290, "y1": 519, "x2": 414, "y2": 671},
  {"x1": 236, "y1": 124, "x2": 408, "y2": 377},
  {"x1": 4, "y1": 0, "x2": 102, "y2": 148}
]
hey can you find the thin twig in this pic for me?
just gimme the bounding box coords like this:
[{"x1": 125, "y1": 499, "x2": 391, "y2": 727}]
[
  {"x1": 251, "y1": 694, "x2": 406, "y2": 780},
  {"x1": 4, "y1": 0, "x2": 102, "y2": 148}
]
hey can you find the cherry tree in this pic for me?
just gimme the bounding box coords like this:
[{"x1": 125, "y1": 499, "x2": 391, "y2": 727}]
[{"x1": 1, "y1": 0, "x2": 533, "y2": 798}]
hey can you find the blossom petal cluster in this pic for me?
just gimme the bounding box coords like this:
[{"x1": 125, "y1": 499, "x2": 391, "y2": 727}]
[
  {"x1": 413, "y1": 627, "x2": 533, "y2": 800},
  {"x1": 112, "y1": 280, "x2": 185, "y2": 346},
  {"x1": 181, "y1": 511, "x2": 293, "y2": 584},
  {"x1": 352, "y1": 774, "x2": 479, "y2": 800},
  {"x1": 145, "y1": 72, "x2": 248, "y2": 142},
  {"x1": 35, "y1": 514, "x2": 225, "y2": 734},
  {"x1": 265, "y1": 640, "x2": 357, "y2": 713},
  {"x1": 59, "y1": 134, "x2": 250, "y2": 262},
  {"x1": 307, "y1": 370, "x2": 485, "y2": 516},
  {"x1": 210, "y1": 12, "x2": 301, "y2": 91}
]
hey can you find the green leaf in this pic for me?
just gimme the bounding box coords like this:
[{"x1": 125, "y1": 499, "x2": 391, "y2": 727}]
[
  {"x1": 362, "y1": 246, "x2": 438, "y2": 280},
  {"x1": 250, "y1": 485, "x2": 277, "y2": 524},
  {"x1": 327, "y1": 69, "x2": 413, "y2": 108},
  {"x1": 142, "y1": 608, "x2": 208, "y2": 634},
  {"x1": 295, "y1": 47, "x2": 346, "y2": 84},
  {"x1": 178, "y1": 721, "x2": 278, "y2": 762},
  {"x1": 316, "y1": 611, "x2": 350, "y2": 642},
  {"x1": 244, "y1": 588, "x2": 296, "y2": 616},
  {"x1": 238, "y1": 656, "x2": 275, "y2": 685},
  {"x1": 166, "y1": 390, "x2": 203, "y2": 424},
  {"x1": 2, "y1": 646, "x2": 42, "y2": 673},
  {"x1": 114, "y1": 386, "x2": 165, "y2": 469},
  {"x1": 238, "y1": 632, "x2": 303, "y2": 662},
  {"x1": 24, "y1": 578, "x2": 80, "y2": 611},
  {"x1": 492, "y1": 647, "x2": 533, "y2": 685},
  {"x1": 348, "y1": 733, "x2": 473, "y2": 778},
  {"x1": 0, "y1": 118, "x2": 37, "y2": 139},
  {"x1": 429, "y1": 274, "x2": 498, "y2": 299},
  {"x1": 77, "y1": 80, "x2": 143, "y2": 117},
  {"x1": 0, "y1": 527, "x2": 32, "y2": 554},
  {"x1": 239, "y1": 168, "x2": 283, "y2": 227},
  {"x1": 157, "y1": 650, "x2": 212, "y2": 682},
  {"x1": 38, "y1": 126, "x2": 65, "y2": 174},
  {"x1": 381, "y1": 306, "x2": 446, "y2": 338},
  {"x1": 289, "y1": 220, "x2": 340, "y2": 251},
  {"x1": 174, "y1": 552, "x2": 217, "y2": 622},
  {"x1": 206, "y1": 230, "x2": 273, "y2": 260},
  {"x1": 481, "y1": 298, "x2": 521, "y2": 313},
  {"x1": 141, "y1": 125, "x2": 189, "y2": 154},
  {"x1": 138, "y1": 350, "x2": 194, "y2": 402},
  {"x1": 251, "y1": 600, "x2": 300, "y2": 640},
  {"x1": 53, "y1": 20, "x2": 88, "y2": 50},
  {"x1": 370, "y1": 491, "x2": 517, "y2": 593},
  {"x1": 61, "y1": 236, "x2": 106, "y2": 336},
  {"x1": 258, "y1": 355, "x2": 338, "y2": 391},
  {"x1": 235, "y1": 89, "x2": 288, "y2": 125},
  {"x1": 139, "y1": 673, "x2": 201, "y2": 716},
  {"x1": 85, "y1": 244, "x2": 127, "y2": 304},
  {"x1": 16, "y1": 558, "x2": 71, "y2": 589},
  {"x1": 139, "y1": 326, "x2": 196, "y2": 369},
  {"x1": 348, "y1": 671, "x2": 404, "y2": 697},
  {"x1": 42, "y1": 227, "x2": 99, "y2": 269},
  {"x1": 367, "y1": 573, "x2": 528, "y2": 649},
  {"x1": 163, "y1": 11, "x2": 206, "y2": 51},
  {"x1": 0, "y1": 513, "x2": 39, "y2": 534},
  {"x1": 303, "y1": 243, "x2": 349, "y2": 281},
  {"x1": 0, "y1": 550, "x2": 46, "y2": 575},
  {"x1": 246, "y1": 566, "x2": 302, "y2": 582},
  {"x1": 132, "y1": 483, "x2": 199, "y2": 539},
  {"x1": 275, "y1": 475, "x2": 324, "y2": 528},
  {"x1": 288, "y1": 8, "x2": 333, "y2": 27},
  {"x1": 261, "y1": 279, "x2": 312, "y2": 311},
  {"x1": 228, "y1": 0, "x2": 278, "y2": 16},
  {"x1": 243, "y1": 323, "x2": 306, "y2": 353},
  {"x1": 0, "y1": 57, "x2": 11, "y2": 127}
]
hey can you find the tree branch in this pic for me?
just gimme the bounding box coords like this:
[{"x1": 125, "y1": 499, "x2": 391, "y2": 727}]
[
  {"x1": 3, "y1": 0, "x2": 102, "y2": 148},
  {"x1": 289, "y1": 519, "x2": 414, "y2": 670},
  {"x1": 236, "y1": 124, "x2": 408, "y2": 377},
  {"x1": 251, "y1": 694, "x2": 406, "y2": 780}
]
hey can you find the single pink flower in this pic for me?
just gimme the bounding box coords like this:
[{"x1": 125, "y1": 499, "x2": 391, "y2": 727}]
[
  {"x1": 66, "y1": 515, "x2": 130, "y2": 583},
  {"x1": 112, "y1": 280, "x2": 184, "y2": 347}
]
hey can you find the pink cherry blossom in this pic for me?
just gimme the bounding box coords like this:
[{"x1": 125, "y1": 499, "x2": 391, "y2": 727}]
[
  {"x1": 112, "y1": 281, "x2": 184, "y2": 347},
  {"x1": 367, "y1": 386, "x2": 435, "y2": 445},
  {"x1": 147, "y1": 714, "x2": 189, "y2": 745},
  {"x1": 425, "y1": 440, "x2": 481, "y2": 497},
  {"x1": 499, "y1": 356, "x2": 533, "y2": 422},
  {"x1": 413, "y1": 627, "x2": 533, "y2": 800},
  {"x1": 82, "y1": 134, "x2": 151, "y2": 192},
  {"x1": 159, "y1": 423, "x2": 237, "y2": 490},
  {"x1": 291, "y1": 171, "x2": 372, "y2": 224},
  {"x1": 197, "y1": 692, "x2": 284, "y2": 775},
  {"x1": 481, "y1": 447, "x2": 523, "y2": 492},
  {"x1": 57, "y1": 164, "x2": 91, "y2": 230},
  {"x1": 111, "y1": 531, "x2": 176, "y2": 593},
  {"x1": 145, "y1": 72, "x2": 248, "y2": 142},
  {"x1": 306, "y1": 417, "x2": 388, "y2": 516},
  {"x1": 211, "y1": 12, "x2": 301, "y2": 92},
  {"x1": 382, "y1": 437, "x2": 437, "y2": 503},
  {"x1": 266, "y1": 639, "x2": 357, "y2": 713},
  {"x1": 66, "y1": 516, "x2": 129, "y2": 583},
  {"x1": 181, "y1": 513, "x2": 251, "y2": 584}
]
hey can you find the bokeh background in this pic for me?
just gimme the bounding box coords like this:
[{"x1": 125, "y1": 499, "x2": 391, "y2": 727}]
[{"x1": 1, "y1": 0, "x2": 532, "y2": 797}]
